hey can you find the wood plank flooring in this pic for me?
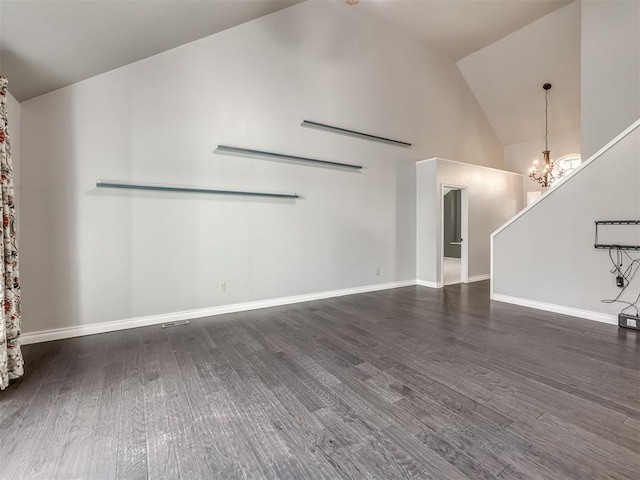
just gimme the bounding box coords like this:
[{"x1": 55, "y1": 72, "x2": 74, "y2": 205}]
[{"x1": 0, "y1": 281, "x2": 638, "y2": 479}]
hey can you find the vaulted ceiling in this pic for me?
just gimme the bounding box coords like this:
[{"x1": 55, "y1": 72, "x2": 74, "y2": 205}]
[
  {"x1": 0, "y1": 0, "x2": 303, "y2": 101},
  {"x1": 354, "y1": 0, "x2": 571, "y2": 61},
  {"x1": 0, "y1": 0, "x2": 579, "y2": 148},
  {"x1": 458, "y1": 1, "x2": 581, "y2": 146}
]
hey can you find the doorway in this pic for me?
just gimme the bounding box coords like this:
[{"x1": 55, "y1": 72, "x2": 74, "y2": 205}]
[{"x1": 441, "y1": 184, "x2": 468, "y2": 286}]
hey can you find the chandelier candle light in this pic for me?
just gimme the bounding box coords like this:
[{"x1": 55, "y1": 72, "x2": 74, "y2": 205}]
[{"x1": 529, "y1": 83, "x2": 564, "y2": 188}]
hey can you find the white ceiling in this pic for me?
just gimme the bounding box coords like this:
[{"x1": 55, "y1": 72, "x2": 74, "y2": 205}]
[
  {"x1": 458, "y1": 1, "x2": 581, "y2": 146},
  {"x1": 0, "y1": 0, "x2": 303, "y2": 101},
  {"x1": 354, "y1": 0, "x2": 571, "y2": 61},
  {"x1": 1, "y1": 0, "x2": 572, "y2": 103}
]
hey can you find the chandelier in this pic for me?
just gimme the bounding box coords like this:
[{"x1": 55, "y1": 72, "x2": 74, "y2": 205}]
[{"x1": 529, "y1": 83, "x2": 564, "y2": 188}]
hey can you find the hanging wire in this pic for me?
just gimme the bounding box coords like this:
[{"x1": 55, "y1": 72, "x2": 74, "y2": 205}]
[
  {"x1": 601, "y1": 246, "x2": 640, "y2": 316},
  {"x1": 545, "y1": 88, "x2": 549, "y2": 151}
]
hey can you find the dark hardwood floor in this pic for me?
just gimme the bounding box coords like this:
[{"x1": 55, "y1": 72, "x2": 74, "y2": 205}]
[{"x1": 1, "y1": 281, "x2": 638, "y2": 479}]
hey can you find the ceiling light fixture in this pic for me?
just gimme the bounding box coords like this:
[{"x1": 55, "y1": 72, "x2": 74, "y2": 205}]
[
  {"x1": 529, "y1": 83, "x2": 564, "y2": 188},
  {"x1": 346, "y1": 0, "x2": 359, "y2": 5}
]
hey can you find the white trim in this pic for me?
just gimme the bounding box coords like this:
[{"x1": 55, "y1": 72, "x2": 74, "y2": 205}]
[
  {"x1": 415, "y1": 157, "x2": 438, "y2": 164},
  {"x1": 416, "y1": 157, "x2": 523, "y2": 177},
  {"x1": 20, "y1": 280, "x2": 417, "y2": 345},
  {"x1": 419, "y1": 275, "x2": 488, "y2": 286},
  {"x1": 491, "y1": 294, "x2": 617, "y2": 325},
  {"x1": 490, "y1": 226, "x2": 495, "y2": 298},
  {"x1": 491, "y1": 118, "x2": 640, "y2": 239},
  {"x1": 467, "y1": 274, "x2": 490, "y2": 283}
]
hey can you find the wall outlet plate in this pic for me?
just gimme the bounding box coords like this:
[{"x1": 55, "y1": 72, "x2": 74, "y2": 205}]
[{"x1": 618, "y1": 313, "x2": 640, "y2": 330}]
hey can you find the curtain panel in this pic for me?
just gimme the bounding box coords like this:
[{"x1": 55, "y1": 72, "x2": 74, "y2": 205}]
[{"x1": 0, "y1": 76, "x2": 23, "y2": 390}]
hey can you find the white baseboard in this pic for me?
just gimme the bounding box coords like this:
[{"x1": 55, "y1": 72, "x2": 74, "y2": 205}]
[
  {"x1": 491, "y1": 293, "x2": 617, "y2": 325},
  {"x1": 417, "y1": 276, "x2": 488, "y2": 288},
  {"x1": 20, "y1": 280, "x2": 418, "y2": 345},
  {"x1": 467, "y1": 274, "x2": 490, "y2": 283}
]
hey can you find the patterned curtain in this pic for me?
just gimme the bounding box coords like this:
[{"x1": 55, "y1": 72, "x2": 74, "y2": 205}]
[{"x1": 0, "y1": 76, "x2": 23, "y2": 390}]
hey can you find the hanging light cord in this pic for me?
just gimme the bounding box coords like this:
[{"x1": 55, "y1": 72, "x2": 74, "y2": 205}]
[
  {"x1": 544, "y1": 88, "x2": 549, "y2": 151},
  {"x1": 529, "y1": 82, "x2": 562, "y2": 187}
]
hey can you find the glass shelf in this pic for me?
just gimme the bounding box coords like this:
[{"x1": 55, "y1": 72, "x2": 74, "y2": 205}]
[
  {"x1": 301, "y1": 120, "x2": 412, "y2": 147},
  {"x1": 216, "y1": 144, "x2": 362, "y2": 170},
  {"x1": 96, "y1": 180, "x2": 299, "y2": 199}
]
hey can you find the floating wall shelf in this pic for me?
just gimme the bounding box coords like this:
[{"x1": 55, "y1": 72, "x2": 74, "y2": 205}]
[
  {"x1": 215, "y1": 144, "x2": 362, "y2": 170},
  {"x1": 301, "y1": 120, "x2": 412, "y2": 147},
  {"x1": 96, "y1": 180, "x2": 299, "y2": 199}
]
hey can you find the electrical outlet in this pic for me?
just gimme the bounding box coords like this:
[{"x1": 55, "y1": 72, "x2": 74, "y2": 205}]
[
  {"x1": 375, "y1": 267, "x2": 380, "y2": 275},
  {"x1": 219, "y1": 281, "x2": 226, "y2": 292}
]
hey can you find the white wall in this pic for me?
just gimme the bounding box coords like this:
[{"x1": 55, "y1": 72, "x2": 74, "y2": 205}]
[
  {"x1": 416, "y1": 160, "x2": 438, "y2": 283},
  {"x1": 581, "y1": 0, "x2": 640, "y2": 158},
  {"x1": 417, "y1": 158, "x2": 523, "y2": 286},
  {"x1": 6, "y1": 90, "x2": 19, "y2": 232},
  {"x1": 493, "y1": 121, "x2": 640, "y2": 322},
  {"x1": 504, "y1": 130, "x2": 581, "y2": 201},
  {"x1": 19, "y1": 1, "x2": 503, "y2": 335}
]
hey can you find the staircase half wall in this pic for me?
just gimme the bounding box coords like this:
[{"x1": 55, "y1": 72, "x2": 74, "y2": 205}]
[{"x1": 491, "y1": 119, "x2": 640, "y2": 324}]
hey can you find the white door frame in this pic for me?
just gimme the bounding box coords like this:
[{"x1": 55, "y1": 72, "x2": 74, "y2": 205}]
[{"x1": 440, "y1": 183, "x2": 469, "y2": 286}]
